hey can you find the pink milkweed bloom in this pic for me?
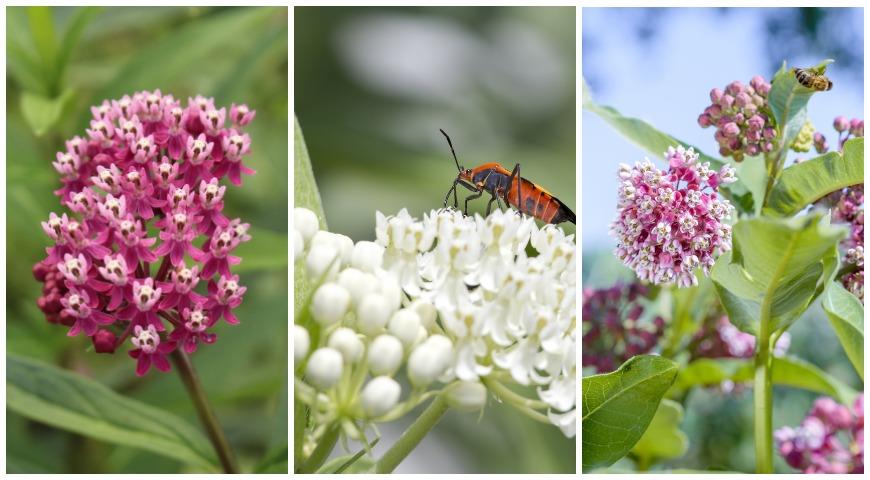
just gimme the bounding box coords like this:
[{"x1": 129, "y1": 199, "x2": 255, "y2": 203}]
[{"x1": 35, "y1": 90, "x2": 255, "y2": 376}]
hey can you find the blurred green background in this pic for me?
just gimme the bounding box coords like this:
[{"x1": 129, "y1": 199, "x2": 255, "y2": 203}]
[
  {"x1": 295, "y1": 6, "x2": 576, "y2": 241},
  {"x1": 6, "y1": 7, "x2": 288, "y2": 473},
  {"x1": 295, "y1": 6, "x2": 575, "y2": 474}
]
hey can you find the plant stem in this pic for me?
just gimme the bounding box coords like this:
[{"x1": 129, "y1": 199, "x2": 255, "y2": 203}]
[
  {"x1": 298, "y1": 422, "x2": 340, "y2": 473},
  {"x1": 170, "y1": 349, "x2": 239, "y2": 473},
  {"x1": 375, "y1": 394, "x2": 449, "y2": 473},
  {"x1": 753, "y1": 327, "x2": 774, "y2": 473}
]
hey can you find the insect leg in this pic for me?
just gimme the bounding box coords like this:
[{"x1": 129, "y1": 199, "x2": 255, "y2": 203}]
[
  {"x1": 485, "y1": 192, "x2": 499, "y2": 216},
  {"x1": 443, "y1": 181, "x2": 458, "y2": 208},
  {"x1": 464, "y1": 190, "x2": 483, "y2": 216},
  {"x1": 507, "y1": 164, "x2": 523, "y2": 215}
]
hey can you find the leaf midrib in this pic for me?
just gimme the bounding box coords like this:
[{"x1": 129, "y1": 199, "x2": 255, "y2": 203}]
[{"x1": 581, "y1": 365, "x2": 677, "y2": 421}]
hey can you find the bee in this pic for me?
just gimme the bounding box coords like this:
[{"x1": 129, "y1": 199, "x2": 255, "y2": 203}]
[{"x1": 793, "y1": 67, "x2": 832, "y2": 91}]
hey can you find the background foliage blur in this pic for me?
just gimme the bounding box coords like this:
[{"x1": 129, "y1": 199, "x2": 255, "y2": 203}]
[
  {"x1": 6, "y1": 6, "x2": 288, "y2": 473},
  {"x1": 583, "y1": 7, "x2": 863, "y2": 473},
  {"x1": 295, "y1": 6, "x2": 575, "y2": 474}
]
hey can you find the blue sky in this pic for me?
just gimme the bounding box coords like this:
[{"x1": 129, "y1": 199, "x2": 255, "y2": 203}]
[{"x1": 582, "y1": 8, "x2": 864, "y2": 252}]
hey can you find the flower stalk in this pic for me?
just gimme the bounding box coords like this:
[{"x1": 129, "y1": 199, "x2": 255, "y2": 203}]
[
  {"x1": 375, "y1": 395, "x2": 450, "y2": 474},
  {"x1": 753, "y1": 324, "x2": 774, "y2": 473},
  {"x1": 171, "y1": 349, "x2": 239, "y2": 473}
]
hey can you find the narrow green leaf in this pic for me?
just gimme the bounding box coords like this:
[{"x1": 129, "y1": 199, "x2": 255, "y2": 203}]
[
  {"x1": 254, "y1": 444, "x2": 289, "y2": 473},
  {"x1": 6, "y1": 355, "x2": 219, "y2": 471},
  {"x1": 673, "y1": 356, "x2": 857, "y2": 404},
  {"x1": 822, "y1": 282, "x2": 864, "y2": 380},
  {"x1": 582, "y1": 355, "x2": 678, "y2": 471},
  {"x1": 6, "y1": 39, "x2": 50, "y2": 96},
  {"x1": 20, "y1": 89, "x2": 75, "y2": 137},
  {"x1": 582, "y1": 78, "x2": 753, "y2": 214},
  {"x1": 26, "y1": 7, "x2": 58, "y2": 81},
  {"x1": 56, "y1": 6, "x2": 101, "y2": 81},
  {"x1": 768, "y1": 59, "x2": 833, "y2": 153},
  {"x1": 711, "y1": 214, "x2": 845, "y2": 335},
  {"x1": 233, "y1": 227, "x2": 288, "y2": 272},
  {"x1": 630, "y1": 399, "x2": 688, "y2": 467},
  {"x1": 294, "y1": 116, "x2": 327, "y2": 312},
  {"x1": 765, "y1": 138, "x2": 864, "y2": 217}
]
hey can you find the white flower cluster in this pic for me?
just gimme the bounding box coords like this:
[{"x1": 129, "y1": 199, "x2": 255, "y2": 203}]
[{"x1": 294, "y1": 207, "x2": 576, "y2": 439}]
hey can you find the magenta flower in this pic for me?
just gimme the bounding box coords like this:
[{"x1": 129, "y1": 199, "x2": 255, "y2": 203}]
[
  {"x1": 698, "y1": 75, "x2": 775, "y2": 162},
  {"x1": 776, "y1": 395, "x2": 864, "y2": 473},
  {"x1": 611, "y1": 146, "x2": 736, "y2": 287},
  {"x1": 34, "y1": 91, "x2": 257, "y2": 375}
]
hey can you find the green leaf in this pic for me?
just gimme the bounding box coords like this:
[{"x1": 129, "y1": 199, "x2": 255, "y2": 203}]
[
  {"x1": 582, "y1": 78, "x2": 753, "y2": 214},
  {"x1": 630, "y1": 399, "x2": 688, "y2": 468},
  {"x1": 822, "y1": 282, "x2": 864, "y2": 380},
  {"x1": 26, "y1": 7, "x2": 57, "y2": 82},
  {"x1": 768, "y1": 59, "x2": 833, "y2": 153},
  {"x1": 254, "y1": 444, "x2": 288, "y2": 473},
  {"x1": 711, "y1": 213, "x2": 845, "y2": 336},
  {"x1": 7, "y1": 39, "x2": 50, "y2": 95},
  {"x1": 581, "y1": 355, "x2": 678, "y2": 471},
  {"x1": 233, "y1": 227, "x2": 287, "y2": 272},
  {"x1": 673, "y1": 356, "x2": 857, "y2": 405},
  {"x1": 20, "y1": 89, "x2": 74, "y2": 137},
  {"x1": 56, "y1": 6, "x2": 101, "y2": 82},
  {"x1": 6, "y1": 355, "x2": 219, "y2": 471},
  {"x1": 765, "y1": 138, "x2": 864, "y2": 217},
  {"x1": 294, "y1": 116, "x2": 327, "y2": 312}
]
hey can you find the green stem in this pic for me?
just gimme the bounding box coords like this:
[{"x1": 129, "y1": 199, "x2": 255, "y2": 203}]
[
  {"x1": 298, "y1": 422, "x2": 340, "y2": 473},
  {"x1": 753, "y1": 326, "x2": 774, "y2": 473},
  {"x1": 375, "y1": 394, "x2": 449, "y2": 473},
  {"x1": 170, "y1": 349, "x2": 239, "y2": 474}
]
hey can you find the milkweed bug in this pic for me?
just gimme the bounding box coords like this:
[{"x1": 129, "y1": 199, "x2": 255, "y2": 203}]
[{"x1": 439, "y1": 129, "x2": 575, "y2": 225}]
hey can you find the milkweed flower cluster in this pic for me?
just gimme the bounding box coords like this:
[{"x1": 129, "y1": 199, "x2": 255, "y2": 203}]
[
  {"x1": 34, "y1": 91, "x2": 255, "y2": 376},
  {"x1": 690, "y1": 315, "x2": 790, "y2": 361},
  {"x1": 611, "y1": 146, "x2": 737, "y2": 287},
  {"x1": 832, "y1": 185, "x2": 864, "y2": 302},
  {"x1": 581, "y1": 281, "x2": 664, "y2": 374},
  {"x1": 775, "y1": 395, "x2": 864, "y2": 474},
  {"x1": 697, "y1": 76, "x2": 775, "y2": 161},
  {"x1": 294, "y1": 207, "x2": 576, "y2": 442}
]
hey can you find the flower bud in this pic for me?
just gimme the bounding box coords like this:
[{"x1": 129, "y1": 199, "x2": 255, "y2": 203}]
[
  {"x1": 312, "y1": 231, "x2": 353, "y2": 266},
  {"x1": 293, "y1": 229, "x2": 305, "y2": 262},
  {"x1": 834, "y1": 115, "x2": 850, "y2": 132},
  {"x1": 351, "y1": 241, "x2": 384, "y2": 272},
  {"x1": 368, "y1": 334, "x2": 404, "y2": 376},
  {"x1": 306, "y1": 347, "x2": 343, "y2": 390},
  {"x1": 338, "y1": 268, "x2": 376, "y2": 306},
  {"x1": 408, "y1": 298, "x2": 437, "y2": 329},
  {"x1": 388, "y1": 309, "x2": 421, "y2": 348},
  {"x1": 328, "y1": 327, "x2": 364, "y2": 363},
  {"x1": 306, "y1": 244, "x2": 340, "y2": 279},
  {"x1": 446, "y1": 380, "x2": 487, "y2": 412},
  {"x1": 294, "y1": 324, "x2": 310, "y2": 362},
  {"x1": 311, "y1": 282, "x2": 350, "y2": 326},
  {"x1": 356, "y1": 293, "x2": 393, "y2": 335},
  {"x1": 377, "y1": 273, "x2": 403, "y2": 311},
  {"x1": 360, "y1": 376, "x2": 401, "y2": 417},
  {"x1": 408, "y1": 335, "x2": 453, "y2": 388},
  {"x1": 92, "y1": 329, "x2": 117, "y2": 354},
  {"x1": 294, "y1": 208, "x2": 319, "y2": 244}
]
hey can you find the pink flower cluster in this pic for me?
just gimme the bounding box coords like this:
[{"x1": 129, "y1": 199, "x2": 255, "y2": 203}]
[
  {"x1": 34, "y1": 90, "x2": 256, "y2": 376},
  {"x1": 611, "y1": 146, "x2": 737, "y2": 287},
  {"x1": 697, "y1": 76, "x2": 775, "y2": 161},
  {"x1": 832, "y1": 185, "x2": 864, "y2": 302},
  {"x1": 581, "y1": 281, "x2": 664, "y2": 373},
  {"x1": 690, "y1": 315, "x2": 790, "y2": 360},
  {"x1": 812, "y1": 116, "x2": 864, "y2": 155},
  {"x1": 776, "y1": 395, "x2": 864, "y2": 474}
]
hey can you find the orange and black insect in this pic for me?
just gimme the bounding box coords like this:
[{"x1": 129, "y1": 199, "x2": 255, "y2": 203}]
[{"x1": 439, "y1": 129, "x2": 575, "y2": 225}]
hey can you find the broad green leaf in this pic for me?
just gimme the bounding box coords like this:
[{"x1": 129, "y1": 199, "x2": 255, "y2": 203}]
[
  {"x1": 822, "y1": 282, "x2": 864, "y2": 380},
  {"x1": 26, "y1": 7, "x2": 57, "y2": 82},
  {"x1": 20, "y1": 89, "x2": 74, "y2": 137},
  {"x1": 673, "y1": 356, "x2": 857, "y2": 405},
  {"x1": 582, "y1": 78, "x2": 753, "y2": 214},
  {"x1": 233, "y1": 227, "x2": 288, "y2": 272},
  {"x1": 765, "y1": 137, "x2": 864, "y2": 217},
  {"x1": 711, "y1": 214, "x2": 844, "y2": 336},
  {"x1": 6, "y1": 355, "x2": 219, "y2": 471},
  {"x1": 768, "y1": 59, "x2": 833, "y2": 154},
  {"x1": 630, "y1": 399, "x2": 688, "y2": 468},
  {"x1": 294, "y1": 116, "x2": 327, "y2": 312},
  {"x1": 581, "y1": 355, "x2": 678, "y2": 471}
]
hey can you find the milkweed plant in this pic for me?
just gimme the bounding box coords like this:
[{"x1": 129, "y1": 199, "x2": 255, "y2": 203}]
[
  {"x1": 582, "y1": 59, "x2": 863, "y2": 474},
  {"x1": 293, "y1": 124, "x2": 576, "y2": 473},
  {"x1": 34, "y1": 90, "x2": 257, "y2": 473}
]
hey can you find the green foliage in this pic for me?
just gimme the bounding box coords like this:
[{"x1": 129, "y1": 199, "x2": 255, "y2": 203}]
[
  {"x1": 765, "y1": 137, "x2": 864, "y2": 217},
  {"x1": 630, "y1": 399, "x2": 688, "y2": 469},
  {"x1": 582, "y1": 355, "x2": 678, "y2": 471},
  {"x1": 822, "y1": 282, "x2": 864, "y2": 380},
  {"x1": 768, "y1": 59, "x2": 833, "y2": 155},
  {"x1": 711, "y1": 213, "x2": 844, "y2": 336},
  {"x1": 7, "y1": 355, "x2": 219, "y2": 471},
  {"x1": 582, "y1": 78, "x2": 755, "y2": 214},
  {"x1": 20, "y1": 89, "x2": 75, "y2": 137}
]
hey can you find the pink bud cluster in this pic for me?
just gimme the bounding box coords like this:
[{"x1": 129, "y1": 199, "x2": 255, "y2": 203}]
[
  {"x1": 690, "y1": 315, "x2": 790, "y2": 360},
  {"x1": 35, "y1": 91, "x2": 256, "y2": 376},
  {"x1": 611, "y1": 146, "x2": 737, "y2": 287},
  {"x1": 698, "y1": 76, "x2": 775, "y2": 161},
  {"x1": 813, "y1": 116, "x2": 864, "y2": 155},
  {"x1": 776, "y1": 395, "x2": 864, "y2": 474},
  {"x1": 581, "y1": 281, "x2": 664, "y2": 373},
  {"x1": 832, "y1": 185, "x2": 864, "y2": 302}
]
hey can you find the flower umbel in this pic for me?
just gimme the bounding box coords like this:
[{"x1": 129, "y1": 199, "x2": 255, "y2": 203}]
[
  {"x1": 35, "y1": 91, "x2": 256, "y2": 375},
  {"x1": 775, "y1": 395, "x2": 863, "y2": 473},
  {"x1": 611, "y1": 146, "x2": 736, "y2": 287}
]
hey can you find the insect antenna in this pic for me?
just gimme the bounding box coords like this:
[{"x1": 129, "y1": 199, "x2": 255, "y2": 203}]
[{"x1": 439, "y1": 129, "x2": 462, "y2": 172}]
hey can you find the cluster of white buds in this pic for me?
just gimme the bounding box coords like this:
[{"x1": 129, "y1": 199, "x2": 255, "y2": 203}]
[{"x1": 294, "y1": 207, "x2": 576, "y2": 445}]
